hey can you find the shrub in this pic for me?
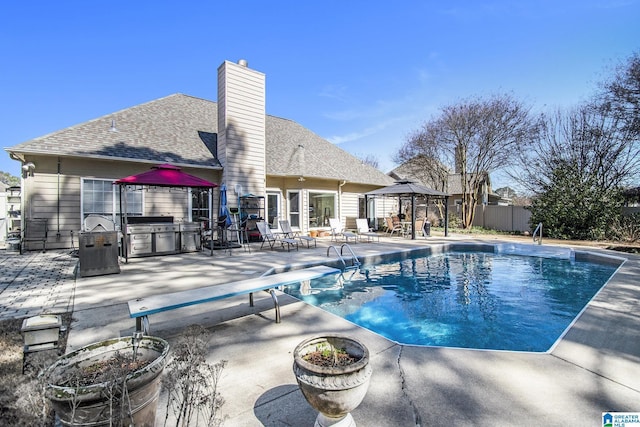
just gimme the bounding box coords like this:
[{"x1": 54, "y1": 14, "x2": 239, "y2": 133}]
[{"x1": 607, "y1": 213, "x2": 640, "y2": 242}]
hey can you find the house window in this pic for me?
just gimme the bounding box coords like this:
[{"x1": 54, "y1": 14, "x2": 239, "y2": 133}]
[
  {"x1": 358, "y1": 196, "x2": 366, "y2": 219},
  {"x1": 267, "y1": 192, "x2": 280, "y2": 227},
  {"x1": 190, "y1": 188, "x2": 210, "y2": 223},
  {"x1": 309, "y1": 191, "x2": 336, "y2": 228},
  {"x1": 82, "y1": 179, "x2": 143, "y2": 221},
  {"x1": 288, "y1": 191, "x2": 300, "y2": 228}
]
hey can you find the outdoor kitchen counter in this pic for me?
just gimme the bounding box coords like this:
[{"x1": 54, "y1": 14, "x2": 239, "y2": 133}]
[{"x1": 125, "y1": 222, "x2": 201, "y2": 257}]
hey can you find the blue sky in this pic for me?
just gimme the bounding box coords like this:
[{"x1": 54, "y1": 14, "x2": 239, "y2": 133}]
[{"x1": 1, "y1": 1, "x2": 638, "y2": 188}]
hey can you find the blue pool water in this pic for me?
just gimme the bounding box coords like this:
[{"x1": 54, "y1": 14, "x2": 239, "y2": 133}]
[{"x1": 283, "y1": 250, "x2": 619, "y2": 352}]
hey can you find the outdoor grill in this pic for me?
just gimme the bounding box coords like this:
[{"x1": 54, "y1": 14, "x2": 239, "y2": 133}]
[
  {"x1": 179, "y1": 222, "x2": 201, "y2": 252},
  {"x1": 126, "y1": 224, "x2": 153, "y2": 257},
  {"x1": 79, "y1": 215, "x2": 120, "y2": 277},
  {"x1": 152, "y1": 223, "x2": 179, "y2": 254}
]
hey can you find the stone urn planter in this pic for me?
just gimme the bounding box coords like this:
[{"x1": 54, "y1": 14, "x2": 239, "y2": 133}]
[
  {"x1": 293, "y1": 335, "x2": 372, "y2": 427},
  {"x1": 44, "y1": 335, "x2": 169, "y2": 427}
]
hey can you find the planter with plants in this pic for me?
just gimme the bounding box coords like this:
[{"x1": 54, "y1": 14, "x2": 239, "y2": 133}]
[
  {"x1": 293, "y1": 335, "x2": 372, "y2": 427},
  {"x1": 44, "y1": 334, "x2": 169, "y2": 427}
]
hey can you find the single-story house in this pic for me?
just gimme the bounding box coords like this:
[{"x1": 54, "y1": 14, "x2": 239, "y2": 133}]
[{"x1": 6, "y1": 59, "x2": 395, "y2": 251}]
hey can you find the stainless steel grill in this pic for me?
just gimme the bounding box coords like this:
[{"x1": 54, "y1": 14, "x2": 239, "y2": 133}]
[
  {"x1": 179, "y1": 222, "x2": 201, "y2": 252},
  {"x1": 127, "y1": 224, "x2": 153, "y2": 257},
  {"x1": 79, "y1": 231, "x2": 120, "y2": 277},
  {"x1": 152, "y1": 224, "x2": 179, "y2": 254}
]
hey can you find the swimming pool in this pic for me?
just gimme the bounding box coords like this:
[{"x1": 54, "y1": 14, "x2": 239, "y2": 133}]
[{"x1": 283, "y1": 245, "x2": 621, "y2": 352}]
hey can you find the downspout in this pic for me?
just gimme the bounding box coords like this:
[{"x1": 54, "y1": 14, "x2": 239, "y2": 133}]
[
  {"x1": 338, "y1": 180, "x2": 347, "y2": 221},
  {"x1": 56, "y1": 157, "x2": 61, "y2": 238}
]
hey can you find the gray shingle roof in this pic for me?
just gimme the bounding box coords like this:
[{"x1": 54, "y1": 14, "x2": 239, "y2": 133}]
[
  {"x1": 9, "y1": 94, "x2": 393, "y2": 186},
  {"x1": 266, "y1": 116, "x2": 394, "y2": 186},
  {"x1": 10, "y1": 94, "x2": 220, "y2": 168}
]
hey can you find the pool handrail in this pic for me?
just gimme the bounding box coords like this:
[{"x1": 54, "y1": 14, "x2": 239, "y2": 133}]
[
  {"x1": 533, "y1": 222, "x2": 543, "y2": 245},
  {"x1": 327, "y1": 244, "x2": 361, "y2": 269}
]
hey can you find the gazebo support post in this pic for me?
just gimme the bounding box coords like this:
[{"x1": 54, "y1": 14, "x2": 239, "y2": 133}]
[
  {"x1": 410, "y1": 194, "x2": 416, "y2": 240},
  {"x1": 209, "y1": 187, "x2": 214, "y2": 256},
  {"x1": 444, "y1": 196, "x2": 449, "y2": 237}
]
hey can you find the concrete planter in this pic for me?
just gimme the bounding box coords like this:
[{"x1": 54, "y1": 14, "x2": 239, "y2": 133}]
[
  {"x1": 293, "y1": 335, "x2": 372, "y2": 427},
  {"x1": 44, "y1": 336, "x2": 169, "y2": 427}
]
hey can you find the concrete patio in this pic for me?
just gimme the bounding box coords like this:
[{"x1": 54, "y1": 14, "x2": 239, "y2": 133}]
[{"x1": 2, "y1": 234, "x2": 639, "y2": 426}]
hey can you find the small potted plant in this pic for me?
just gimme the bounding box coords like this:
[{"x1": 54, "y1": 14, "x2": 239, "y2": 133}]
[
  {"x1": 293, "y1": 335, "x2": 372, "y2": 427},
  {"x1": 44, "y1": 334, "x2": 169, "y2": 427}
]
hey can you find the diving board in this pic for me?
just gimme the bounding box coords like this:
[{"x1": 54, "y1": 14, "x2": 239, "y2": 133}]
[{"x1": 128, "y1": 265, "x2": 341, "y2": 333}]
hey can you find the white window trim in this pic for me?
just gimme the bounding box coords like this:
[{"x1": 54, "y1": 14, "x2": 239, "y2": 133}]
[
  {"x1": 307, "y1": 189, "x2": 338, "y2": 229},
  {"x1": 81, "y1": 178, "x2": 144, "y2": 222},
  {"x1": 266, "y1": 189, "x2": 282, "y2": 228}
]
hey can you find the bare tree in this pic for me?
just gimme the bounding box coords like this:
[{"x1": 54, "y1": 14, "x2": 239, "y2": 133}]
[
  {"x1": 356, "y1": 153, "x2": 380, "y2": 170},
  {"x1": 598, "y1": 51, "x2": 640, "y2": 137},
  {"x1": 514, "y1": 104, "x2": 640, "y2": 195},
  {"x1": 398, "y1": 93, "x2": 535, "y2": 228}
]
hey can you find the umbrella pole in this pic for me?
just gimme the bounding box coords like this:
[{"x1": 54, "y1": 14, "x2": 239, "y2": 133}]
[{"x1": 210, "y1": 188, "x2": 214, "y2": 256}]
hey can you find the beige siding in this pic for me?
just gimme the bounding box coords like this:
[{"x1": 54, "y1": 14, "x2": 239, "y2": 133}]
[
  {"x1": 218, "y1": 60, "x2": 266, "y2": 205},
  {"x1": 340, "y1": 193, "x2": 359, "y2": 229},
  {"x1": 264, "y1": 176, "x2": 387, "y2": 233},
  {"x1": 20, "y1": 155, "x2": 221, "y2": 250}
]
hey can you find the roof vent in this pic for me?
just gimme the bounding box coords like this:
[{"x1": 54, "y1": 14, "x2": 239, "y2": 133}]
[
  {"x1": 109, "y1": 119, "x2": 118, "y2": 132},
  {"x1": 238, "y1": 59, "x2": 248, "y2": 67}
]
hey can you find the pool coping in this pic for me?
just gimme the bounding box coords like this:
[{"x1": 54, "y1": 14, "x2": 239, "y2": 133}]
[
  {"x1": 62, "y1": 237, "x2": 640, "y2": 425},
  {"x1": 279, "y1": 242, "x2": 631, "y2": 355}
]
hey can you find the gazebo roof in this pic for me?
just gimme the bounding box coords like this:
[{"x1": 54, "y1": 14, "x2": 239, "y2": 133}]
[
  {"x1": 115, "y1": 163, "x2": 217, "y2": 188},
  {"x1": 365, "y1": 180, "x2": 449, "y2": 197}
]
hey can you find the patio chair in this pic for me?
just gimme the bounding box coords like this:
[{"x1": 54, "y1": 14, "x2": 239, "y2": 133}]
[
  {"x1": 279, "y1": 220, "x2": 317, "y2": 248},
  {"x1": 385, "y1": 217, "x2": 403, "y2": 237},
  {"x1": 355, "y1": 218, "x2": 380, "y2": 243},
  {"x1": 328, "y1": 218, "x2": 357, "y2": 243},
  {"x1": 256, "y1": 221, "x2": 299, "y2": 252}
]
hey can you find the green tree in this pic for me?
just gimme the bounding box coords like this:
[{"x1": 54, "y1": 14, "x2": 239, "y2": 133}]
[
  {"x1": 530, "y1": 161, "x2": 622, "y2": 240},
  {"x1": 1, "y1": 171, "x2": 20, "y2": 187},
  {"x1": 515, "y1": 51, "x2": 640, "y2": 240}
]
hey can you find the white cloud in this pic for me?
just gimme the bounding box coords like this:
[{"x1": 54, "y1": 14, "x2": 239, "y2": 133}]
[
  {"x1": 318, "y1": 84, "x2": 349, "y2": 102},
  {"x1": 326, "y1": 115, "x2": 411, "y2": 145}
]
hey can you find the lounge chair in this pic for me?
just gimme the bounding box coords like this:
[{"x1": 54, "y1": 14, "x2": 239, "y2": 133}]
[
  {"x1": 279, "y1": 220, "x2": 317, "y2": 248},
  {"x1": 256, "y1": 221, "x2": 298, "y2": 252},
  {"x1": 384, "y1": 217, "x2": 403, "y2": 237},
  {"x1": 328, "y1": 218, "x2": 357, "y2": 243},
  {"x1": 355, "y1": 218, "x2": 380, "y2": 242}
]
